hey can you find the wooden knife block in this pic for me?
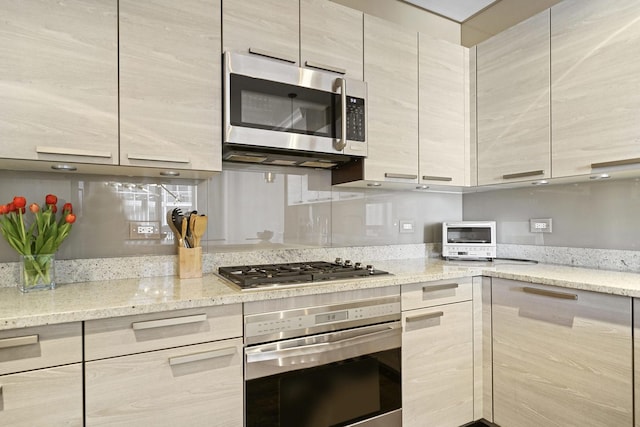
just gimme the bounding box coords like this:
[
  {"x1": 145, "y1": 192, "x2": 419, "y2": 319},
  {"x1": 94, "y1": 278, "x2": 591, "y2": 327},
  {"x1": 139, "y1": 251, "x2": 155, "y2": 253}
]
[{"x1": 178, "y1": 247, "x2": 202, "y2": 279}]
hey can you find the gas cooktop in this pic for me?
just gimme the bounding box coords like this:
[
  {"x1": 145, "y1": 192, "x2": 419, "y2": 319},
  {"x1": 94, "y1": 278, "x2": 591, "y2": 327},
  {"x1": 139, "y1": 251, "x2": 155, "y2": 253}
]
[{"x1": 218, "y1": 259, "x2": 389, "y2": 290}]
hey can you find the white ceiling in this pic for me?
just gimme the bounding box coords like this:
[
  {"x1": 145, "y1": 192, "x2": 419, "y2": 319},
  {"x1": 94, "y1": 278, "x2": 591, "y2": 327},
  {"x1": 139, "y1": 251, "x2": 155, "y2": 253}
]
[{"x1": 403, "y1": 0, "x2": 501, "y2": 23}]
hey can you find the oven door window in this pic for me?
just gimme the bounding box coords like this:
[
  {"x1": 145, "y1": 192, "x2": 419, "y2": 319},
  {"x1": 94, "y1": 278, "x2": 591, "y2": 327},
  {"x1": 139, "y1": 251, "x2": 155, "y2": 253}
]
[
  {"x1": 246, "y1": 349, "x2": 401, "y2": 427},
  {"x1": 230, "y1": 74, "x2": 340, "y2": 138},
  {"x1": 447, "y1": 227, "x2": 493, "y2": 244}
]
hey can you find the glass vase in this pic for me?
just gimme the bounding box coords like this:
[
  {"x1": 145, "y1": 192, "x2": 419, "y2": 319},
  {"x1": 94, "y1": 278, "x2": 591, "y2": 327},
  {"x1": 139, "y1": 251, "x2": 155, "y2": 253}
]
[{"x1": 19, "y1": 254, "x2": 56, "y2": 292}]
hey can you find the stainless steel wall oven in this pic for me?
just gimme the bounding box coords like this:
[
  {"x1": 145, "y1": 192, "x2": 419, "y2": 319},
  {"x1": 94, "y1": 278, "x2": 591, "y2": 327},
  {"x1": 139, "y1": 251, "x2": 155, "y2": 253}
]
[{"x1": 243, "y1": 287, "x2": 402, "y2": 427}]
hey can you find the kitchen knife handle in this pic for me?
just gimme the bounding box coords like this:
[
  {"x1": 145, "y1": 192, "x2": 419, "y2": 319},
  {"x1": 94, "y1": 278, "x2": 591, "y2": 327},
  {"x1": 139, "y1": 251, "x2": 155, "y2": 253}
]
[
  {"x1": 405, "y1": 311, "x2": 444, "y2": 323},
  {"x1": 169, "y1": 347, "x2": 236, "y2": 366},
  {"x1": 502, "y1": 170, "x2": 545, "y2": 179},
  {"x1": 422, "y1": 283, "x2": 459, "y2": 293},
  {"x1": 522, "y1": 287, "x2": 578, "y2": 300},
  {"x1": 304, "y1": 60, "x2": 346, "y2": 75},
  {"x1": 36, "y1": 146, "x2": 112, "y2": 158},
  {"x1": 0, "y1": 334, "x2": 39, "y2": 349},
  {"x1": 131, "y1": 314, "x2": 207, "y2": 330},
  {"x1": 248, "y1": 47, "x2": 296, "y2": 64}
]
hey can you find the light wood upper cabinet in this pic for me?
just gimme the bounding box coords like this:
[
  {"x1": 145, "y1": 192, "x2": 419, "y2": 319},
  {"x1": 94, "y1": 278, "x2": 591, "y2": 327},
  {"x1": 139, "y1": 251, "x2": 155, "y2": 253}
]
[
  {"x1": 492, "y1": 278, "x2": 633, "y2": 427},
  {"x1": 362, "y1": 14, "x2": 419, "y2": 183},
  {"x1": 419, "y1": 35, "x2": 468, "y2": 186},
  {"x1": 119, "y1": 0, "x2": 221, "y2": 172},
  {"x1": 223, "y1": 0, "x2": 299, "y2": 64},
  {"x1": 551, "y1": 0, "x2": 640, "y2": 177},
  {"x1": 0, "y1": 0, "x2": 118, "y2": 165},
  {"x1": 300, "y1": 0, "x2": 363, "y2": 80},
  {"x1": 476, "y1": 10, "x2": 550, "y2": 185}
]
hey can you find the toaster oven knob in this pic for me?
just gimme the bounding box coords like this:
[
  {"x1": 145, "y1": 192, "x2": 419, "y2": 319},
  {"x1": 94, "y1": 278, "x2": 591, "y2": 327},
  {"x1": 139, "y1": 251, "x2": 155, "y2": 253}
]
[
  {"x1": 334, "y1": 258, "x2": 343, "y2": 265},
  {"x1": 344, "y1": 260, "x2": 352, "y2": 267},
  {"x1": 354, "y1": 262, "x2": 363, "y2": 269}
]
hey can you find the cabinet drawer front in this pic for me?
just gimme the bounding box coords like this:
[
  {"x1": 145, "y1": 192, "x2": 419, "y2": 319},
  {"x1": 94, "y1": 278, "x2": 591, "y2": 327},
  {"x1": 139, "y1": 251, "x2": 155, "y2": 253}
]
[
  {"x1": 0, "y1": 363, "x2": 83, "y2": 426},
  {"x1": 402, "y1": 277, "x2": 472, "y2": 310},
  {"x1": 84, "y1": 305, "x2": 242, "y2": 360},
  {"x1": 492, "y1": 278, "x2": 633, "y2": 427},
  {"x1": 85, "y1": 338, "x2": 243, "y2": 426},
  {"x1": 0, "y1": 323, "x2": 82, "y2": 375}
]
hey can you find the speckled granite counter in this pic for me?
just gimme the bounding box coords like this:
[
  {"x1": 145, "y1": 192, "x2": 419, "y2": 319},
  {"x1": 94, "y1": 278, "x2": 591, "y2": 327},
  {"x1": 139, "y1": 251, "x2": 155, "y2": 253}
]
[{"x1": 2, "y1": 258, "x2": 640, "y2": 331}]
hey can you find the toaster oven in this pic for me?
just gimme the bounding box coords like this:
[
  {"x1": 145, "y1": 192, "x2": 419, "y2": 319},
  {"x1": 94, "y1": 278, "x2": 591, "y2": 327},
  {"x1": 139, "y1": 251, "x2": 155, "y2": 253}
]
[{"x1": 442, "y1": 221, "x2": 496, "y2": 260}]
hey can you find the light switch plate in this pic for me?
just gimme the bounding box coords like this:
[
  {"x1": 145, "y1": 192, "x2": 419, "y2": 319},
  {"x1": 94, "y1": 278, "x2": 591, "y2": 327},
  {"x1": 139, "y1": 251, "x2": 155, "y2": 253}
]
[{"x1": 530, "y1": 218, "x2": 552, "y2": 233}]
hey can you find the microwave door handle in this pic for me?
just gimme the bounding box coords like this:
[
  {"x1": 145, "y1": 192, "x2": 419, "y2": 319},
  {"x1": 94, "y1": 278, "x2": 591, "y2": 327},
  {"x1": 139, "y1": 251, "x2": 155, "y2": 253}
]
[{"x1": 334, "y1": 77, "x2": 347, "y2": 151}]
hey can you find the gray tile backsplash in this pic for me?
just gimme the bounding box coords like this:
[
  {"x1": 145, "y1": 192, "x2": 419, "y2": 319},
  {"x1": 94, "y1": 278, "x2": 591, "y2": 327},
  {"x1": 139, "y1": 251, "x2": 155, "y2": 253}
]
[{"x1": 0, "y1": 167, "x2": 462, "y2": 262}]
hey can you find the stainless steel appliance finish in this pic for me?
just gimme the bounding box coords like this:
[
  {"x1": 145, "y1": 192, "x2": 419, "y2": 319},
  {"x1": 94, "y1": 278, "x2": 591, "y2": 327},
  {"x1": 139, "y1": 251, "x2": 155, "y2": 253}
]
[
  {"x1": 442, "y1": 220, "x2": 497, "y2": 260},
  {"x1": 223, "y1": 51, "x2": 367, "y2": 168},
  {"x1": 218, "y1": 260, "x2": 389, "y2": 290},
  {"x1": 244, "y1": 289, "x2": 402, "y2": 427}
]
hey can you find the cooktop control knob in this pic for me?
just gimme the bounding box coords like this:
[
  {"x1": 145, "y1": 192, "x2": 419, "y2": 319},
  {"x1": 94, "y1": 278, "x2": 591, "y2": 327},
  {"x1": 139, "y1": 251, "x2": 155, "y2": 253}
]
[
  {"x1": 354, "y1": 262, "x2": 362, "y2": 269},
  {"x1": 334, "y1": 258, "x2": 343, "y2": 265},
  {"x1": 366, "y1": 265, "x2": 375, "y2": 273},
  {"x1": 344, "y1": 260, "x2": 352, "y2": 267}
]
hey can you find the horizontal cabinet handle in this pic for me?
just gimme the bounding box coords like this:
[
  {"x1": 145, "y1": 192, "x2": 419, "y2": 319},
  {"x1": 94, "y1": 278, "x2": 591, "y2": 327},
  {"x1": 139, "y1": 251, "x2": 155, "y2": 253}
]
[
  {"x1": 422, "y1": 175, "x2": 453, "y2": 182},
  {"x1": 591, "y1": 158, "x2": 640, "y2": 169},
  {"x1": 422, "y1": 283, "x2": 459, "y2": 292},
  {"x1": 127, "y1": 153, "x2": 190, "y2": 164},
  {"x1": 169, "y1": 347, "x2": 236, "y2": 366},
  {"x1": 304, "y1": 60, "x2": 346, "y2": 75},
  {"x1": 36, "y1": 146, "x2": 112, "y2": 158},
  {"x1": 502, "y1": 170, "x2": 545, "y2": 180},
  {"x1": 385, "y1": 173, "x2": 418, "y2": 180},
  {"x1": 0, "y1": 334, "x2": 39, "y2": 349},
  {"x1": 248, "y1": 47, "x2": 296, "y2": 64},
  {"x1": 132, "y1": 314, "x2": 207, "y2": 330},
  {"x1": 406, "y1": 311, "x2": 444, "y2": 322},
  {"x1": 522, "y1": 287, "x2": 578, "y2": 300}
]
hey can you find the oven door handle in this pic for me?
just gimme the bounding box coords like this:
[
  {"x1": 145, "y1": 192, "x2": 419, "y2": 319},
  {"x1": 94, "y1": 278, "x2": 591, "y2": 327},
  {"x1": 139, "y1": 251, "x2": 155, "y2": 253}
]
[
  {"x1": 245, "y1": 322, "x2": 401, "y2": 380},
  {"x1": 334, "y1": 77, "x2": 347, "y2": 151}
]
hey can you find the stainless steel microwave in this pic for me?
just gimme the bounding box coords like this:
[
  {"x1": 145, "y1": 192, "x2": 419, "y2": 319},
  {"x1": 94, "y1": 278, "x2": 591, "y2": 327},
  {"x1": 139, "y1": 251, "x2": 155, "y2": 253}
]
[
  {"x1": 442, "y1": 221, "x2": 497, "y2": 260},
  {"x1": 223, "y1": 51, "x2": 367, "y2": 169}
]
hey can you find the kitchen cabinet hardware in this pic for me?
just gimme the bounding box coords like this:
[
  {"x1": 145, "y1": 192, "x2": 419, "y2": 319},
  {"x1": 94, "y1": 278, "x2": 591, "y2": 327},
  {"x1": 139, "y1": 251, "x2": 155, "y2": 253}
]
[
  {"x1": 422, "y1": 175, "x2": 453, "y2": 181},
  {"x1": 0, "y1": 334, "x2": 39, "y2": 349},
  {"x1": 405, "y1": 311, "x2": 444, "y2": 323},
  {"x1": 248, "y1": 47, "x2": 296, "y2": 64},
  {"x1": 304, "y1": 60, "x2": 346, "y2": 75},
  {"x1": 131, "y1": 313, "x2": 207, "y2": 330},
  {"x1": 522, "y1": 286, "x2": 578, "y2": 300},
  {"x1": 423, "y1": 283, "x2": 459, "y2": 292},
  {"x1": 36, "y1": 146, "x2": 112, "y2": 158},
  {"x1": 127, "y1": 153, "x2": 190, "y2": 164},
  {"x1": 168, "y1": 346, "x2": 236, "y2": 366},
  {"x1": 502, "y1": 170, "x2": 545, "y2": 180},
  {"x1": 385, "y1": 173, "x2": 418, "y2": 180},
  {"x1": 591, "y1": 158, "x2": 640, "y2": 169}
]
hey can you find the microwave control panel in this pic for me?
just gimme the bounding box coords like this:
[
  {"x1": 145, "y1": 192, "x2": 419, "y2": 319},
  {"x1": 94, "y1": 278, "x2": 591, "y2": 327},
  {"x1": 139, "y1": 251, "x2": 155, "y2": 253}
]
[{"x1": 346, "y1": 96, "x2": 366, "y2": 142}]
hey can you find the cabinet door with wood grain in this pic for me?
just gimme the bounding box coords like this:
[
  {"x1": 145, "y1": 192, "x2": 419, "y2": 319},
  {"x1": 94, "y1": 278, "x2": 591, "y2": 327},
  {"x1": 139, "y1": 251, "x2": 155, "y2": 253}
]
[
  {"x1": 476, "y1": 10, "x2": 550, "y2": 185},
  {"x1": 0, "y1": 0, "x2": 118, "y2": 165},
  {"x1": 552, "y1": 0, "x2": 640, "y2": 177},
  {"x1": 492, "y1": 278, "x2": 633, "y2": 427},
  {"x1": 119, "y1": 0, "x2": 221, "y2": 173}
]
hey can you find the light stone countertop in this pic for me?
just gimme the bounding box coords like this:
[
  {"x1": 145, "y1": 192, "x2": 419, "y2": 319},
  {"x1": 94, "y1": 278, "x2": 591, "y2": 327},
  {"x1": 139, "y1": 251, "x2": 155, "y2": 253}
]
[{"x1": 2, "y1": 258, "x2": 640, "y2": 331}]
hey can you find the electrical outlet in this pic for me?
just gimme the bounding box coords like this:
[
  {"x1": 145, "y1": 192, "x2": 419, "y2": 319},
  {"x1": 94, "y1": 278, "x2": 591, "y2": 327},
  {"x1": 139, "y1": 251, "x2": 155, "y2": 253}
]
[
  {"x1": 129, "y1": 221, "x2": 161, "y2": 240},
  {"x1": 399, "y1": 220, "x2": 415, "y2": 234},
  {"x1": 530, "y1": 218, "x2": 552, "y2": 233}
]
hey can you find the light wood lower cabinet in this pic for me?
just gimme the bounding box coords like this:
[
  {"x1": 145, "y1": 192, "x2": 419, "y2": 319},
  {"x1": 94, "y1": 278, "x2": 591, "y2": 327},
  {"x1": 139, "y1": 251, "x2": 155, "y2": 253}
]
[
  {"x1": 634, "y1": 298, "x2": 640, "y2": 427},
  {"x1": 0, "y1": 363, "x2": 83, "y2": 426},
  {"x1": 85, "y1": 338, "x2": 243, "y2": 426},
  {"x1": 492, "y1": 278, "x2": 633, "y2": 427},
  {"x1": 402, "y1": 291, "x2": 473, "y2": 426}
]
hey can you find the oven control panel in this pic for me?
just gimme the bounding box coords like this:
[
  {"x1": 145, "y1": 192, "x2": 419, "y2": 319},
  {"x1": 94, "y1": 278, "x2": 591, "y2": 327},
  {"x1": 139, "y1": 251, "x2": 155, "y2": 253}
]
[{"x1": 245, "y1": 301, "x2": 400, "y2": 340}]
